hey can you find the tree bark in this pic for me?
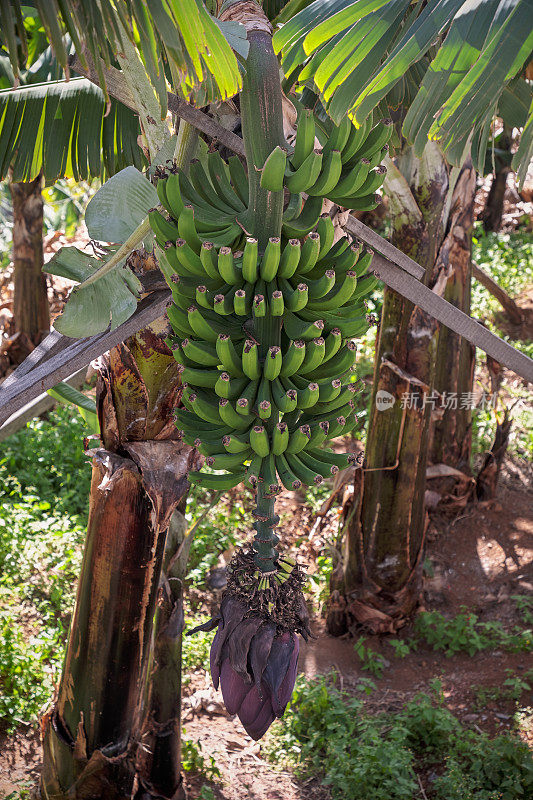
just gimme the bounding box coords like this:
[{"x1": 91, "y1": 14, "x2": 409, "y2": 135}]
[
  {"x1": 336, "y1": 143, "x2": 450, "y2": 634},
  {"x1": 430, "y1": 162, "x2": 476, "y2": 470},
  {"x1": 40, "y1": 322, "x2": 195, "y2": 799},
  {"x1": 9, "y1": 174, "x2": 50, "y2": 358}
]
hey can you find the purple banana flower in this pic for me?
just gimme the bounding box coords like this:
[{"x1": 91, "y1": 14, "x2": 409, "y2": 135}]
[{"x1": 197, "y1": 595, "x2": 300, "y2": 739}]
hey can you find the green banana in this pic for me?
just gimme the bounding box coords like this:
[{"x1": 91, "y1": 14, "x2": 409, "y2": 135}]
[
  {"x1": 298, "y1": 448, "x2": 337, "y2": 478},
  {"x1": 234, "y1": 287, "x2": 252, "y2": 316},
  {"x1": 189, "y1": 158, "x2": 230, "y2": 214},
  {"x1": 306, "y1": 421, "x2": 329, "y2": 448},
  {"x1": 165, "y1": 170, "x2": 185, "y2": 219},
  {"x1": 282, "y1": 194, "x2": 323, "y2": 238},
  {"x1": 292, "y1": 109, "x2": 316, "y2": 170},
  {"x1": 328, "y1": 158, "x2": 371, "y2": 199},
  {"x1": 299, "y1": 337, "x2": 326, "y2": 374},
  {"x1": 285, "y1": 451, "x2": 323, "y2": 487},
  {"x1": 219, "y1": 398, "x2": 252, "y2": 430},
  {"x1": 302, "y1": 269, "x2": 335, "y2": 300},
  {"x1": 286, "y1": 424, "x2": 311, "y2": 454},
  {"x1": 318, "y1": 378, "x2": 342, "y2": 403},
  {"x1": 307, "y1": 149, "x2": 343, "y2": 196},
  {"x1": 217, "y1": 247, "x2": 241, "y2": 284},
  {"x1": 316, "y1": 215, "x2": 335, "y2": 260},
  {"x1": 186, "y1": 389, "x2": 222, "y2": 424},
  {"x1": 178, "y1": 205, "x2": 203, "y2": 253},
  {"x1": 297, "y1": 232, "x2": 321, "y2": 275},
  {"x1": 350, "y1": 118, "x2": 393, "y2": 163},
  {"x1": 263, "y1": 345, "x2": 282, "y2": 380},
  {"x1": 280, "y1": 338, "x2": 306, "y2": 377},
  {"x1": 306, "y1": 270, "x2": 357, "y2": 311},
  {"x1": 188, "y1": 470, "x2": 245, "y2": 490},
  {"x1": 272, "y1": 422, "x2": 289, "y2": 455},
  {"x1": 283, "y1": 311, "x2": 324, "y2": 341},
  {"x1": 181, "y1": 337, "x2": 219, "y2": 366},
  {"x1": 242, "y1": 237, "x2": 259, "y2": 282},
  {"x1": 149, "y1": 209, "x2": 179, "y2": 247},
  {"x1": 180, "y1": 366, "x2": 219, "y2": 389},
  {"x1": 357, "y1": 165, "x2": 387, "y2": 196},
  {"x1": 286, "y1": 149, "x2": 323, "y2": 194},
  {"x1": 283, "y1": 192, "x2": 303, "y2": 223},
  {"x1": 242, "y1": 339, "x2": 261, "y2": 380},
  {"x1": 215, "y1": 372, "x2": 249, "y2": 400},
  {"x1": 260, "y1": 454, "x2": 281, "y2": 496},
  {"x1": 307, "y1": 341, "x2": 357, "y2": 380},
  {"x1": 250, "y1": 425, "x2": 270, "y2": 457},
  {"x1": 323, "y1": 328, "x2": 343, "y2": 362},
  {"x1": 322, "y1": 114, "x2": 352, "y2": 158},
  {"x1": 271, "y1": 379, "x2": 297, "y2": 413},
  {"x1": 223, "y1": 432, "x2": 252, "y2": 454},
  {"x1": 227, "y1": 155, "x2": 249, "y2": 206},
  {"x1": 270, "y1": 288, "x2": 285, "y2": 317},
  {"x1": 199, "y1": 241, "x2": 221, "y2": 280},
  {"x1": 327, "y1": 193, "x2": 381, "y2": 212},
  {"x1": 246, "y1": 454, "x2": 263, "y2": 488},
  {"x1": 260, "y1": 146, "x2": 287, "y2": 192},
  {"x1": 275, "y1": 453, "x2": 302, "y2": 491},
  {"x1": 217, "y1": 334, "x2": 244, "y2": 376},
  {"x1": 308, "y1": 446, "x2": 357, "y2": 469},
  {"x1": 207, "y1": 449, "x2": 253, "y2": 471},
  {"x1": 236, "y1": 379, "x2": 259, "y2": 416},
  {"x1": 341, "y1": 112, "x2": 373, "y2": 163},
  {"x1": 206, "y1": 151, "x2": 245, "y2": 213},
  {"x1": 260, "y1": 237, "x2": 281, "y2": 281},
  {"x1": 278, "y1": 279, "x2": 308, "y2": 312}
]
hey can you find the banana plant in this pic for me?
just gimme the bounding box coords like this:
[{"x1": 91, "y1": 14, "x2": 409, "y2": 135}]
[
  {"x1": 274, "y1": 0, "x2": 533, "y2": 183},
  {"x1": 147, "y1": 1, "x2": 388, "y2": 739}
]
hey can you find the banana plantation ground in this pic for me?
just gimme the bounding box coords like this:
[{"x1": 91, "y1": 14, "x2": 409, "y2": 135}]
[{"x1": 0, "y1": 198, "x2": 532, "y2": 799}]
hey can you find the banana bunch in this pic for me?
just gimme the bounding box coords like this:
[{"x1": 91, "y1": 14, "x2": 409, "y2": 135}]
[
  {"x1": 151, "y1": 151, "x2": 249, "y2": 252},
  {"x1": 259, "y1": 108, "x2": 392, "y2": 216},
  {"x1": 153, "y1": 200, "x2": 378, "y2": 493}
]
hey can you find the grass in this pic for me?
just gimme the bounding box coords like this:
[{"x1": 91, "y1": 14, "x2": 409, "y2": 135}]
[{"x1": 265, "y1": 675, "x2": 533, "y2": 800}]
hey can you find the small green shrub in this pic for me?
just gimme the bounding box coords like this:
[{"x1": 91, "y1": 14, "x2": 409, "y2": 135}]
[
  {"x1": 413, "y1": 608, "x2": 533, "y2": 657},
  {"x1": 266, "y1": 675, "x2": 533, "y2": 800}
]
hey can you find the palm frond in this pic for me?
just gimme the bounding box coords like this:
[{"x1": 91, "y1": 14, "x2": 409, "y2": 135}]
[
  {"x1": 0, "y1": 77, "x2": 144, "y2": 183},
  {"x1": 4, "y1": 0, "x2": 242, "y2": 108},
  {"x1": 274, "y1": 0, "x2": 533, "y2": 175}
]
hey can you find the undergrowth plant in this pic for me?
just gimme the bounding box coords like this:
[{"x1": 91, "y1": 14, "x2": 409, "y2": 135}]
[{"x1": 265, "y1": 675, "x2": 533, "y2": 800}]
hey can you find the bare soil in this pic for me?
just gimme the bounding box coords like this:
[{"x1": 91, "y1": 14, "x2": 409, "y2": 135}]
[{"x1": 1, "y1": 475, "x2": 531, "y2": 799}]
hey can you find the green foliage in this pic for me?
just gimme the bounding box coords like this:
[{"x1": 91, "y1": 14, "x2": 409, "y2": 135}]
[
  {"x1": 354, "y1": 637, "x2": 388, "y2": 677},
  {"x1": 184, "y1": 486, "x2": 251, "y2": 586},
  {"x1": 413, "y1": 608, "x2": 533, "y2": 657},
  {"x1": 181, "y1": 735, "x2": 221, "y2": 782},
  {"x1": 266, "y1": 675, "x2": 533, "y2": 800},
  {"x1": 182, "y1": 618, "x2": 215, "y2": 684},
  {"x1": 0, "y1": 406, "x2": 90, "y2": 728},
  {"x1": 473, "y1": 667, "x2": 533, "y2": 710}
]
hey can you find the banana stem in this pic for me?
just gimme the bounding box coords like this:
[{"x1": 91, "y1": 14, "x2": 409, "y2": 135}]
[{"x1": 240, "y1": 28, "x2": 286, "y2": 573}]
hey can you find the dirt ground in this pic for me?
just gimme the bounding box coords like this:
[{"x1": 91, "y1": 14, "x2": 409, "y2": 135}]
[{"x1": 1, "y1": 470, "x2": 531, "y2": 799}]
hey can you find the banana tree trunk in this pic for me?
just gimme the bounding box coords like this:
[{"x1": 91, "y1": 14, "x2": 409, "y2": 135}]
[
  {"x1": 9, "y1": 173, "x2": 50, "y2": 359},
  {"x1": 132, "y1": 511, "x2": 189, "y2": 800},
  {"x1": 336, "y1": 144, "x2": 450, "y2": 633},
  {"x1": 40, "y1": 323, "x2": 195, "y2": 799},
  {"x1": 430, "y1": 161, "x2": 476, "y2": 470}
]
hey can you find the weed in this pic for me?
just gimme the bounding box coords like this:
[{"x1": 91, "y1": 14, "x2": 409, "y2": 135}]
[
  {"x1": 413, "y1": 607, "x2": 533, "y2": 657},
  {"x1": 181, "y1": 735, "x2": 221, "y2": 782},
  {"x1": 388, "y1": 638, "x2": 412, "y2": 659},
  {"x1": 354, "y1": 637, "x2": 388, "y2": 677},
  {"x1": 265, "y1": 675, "x2": 533, "y2": 800}
]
